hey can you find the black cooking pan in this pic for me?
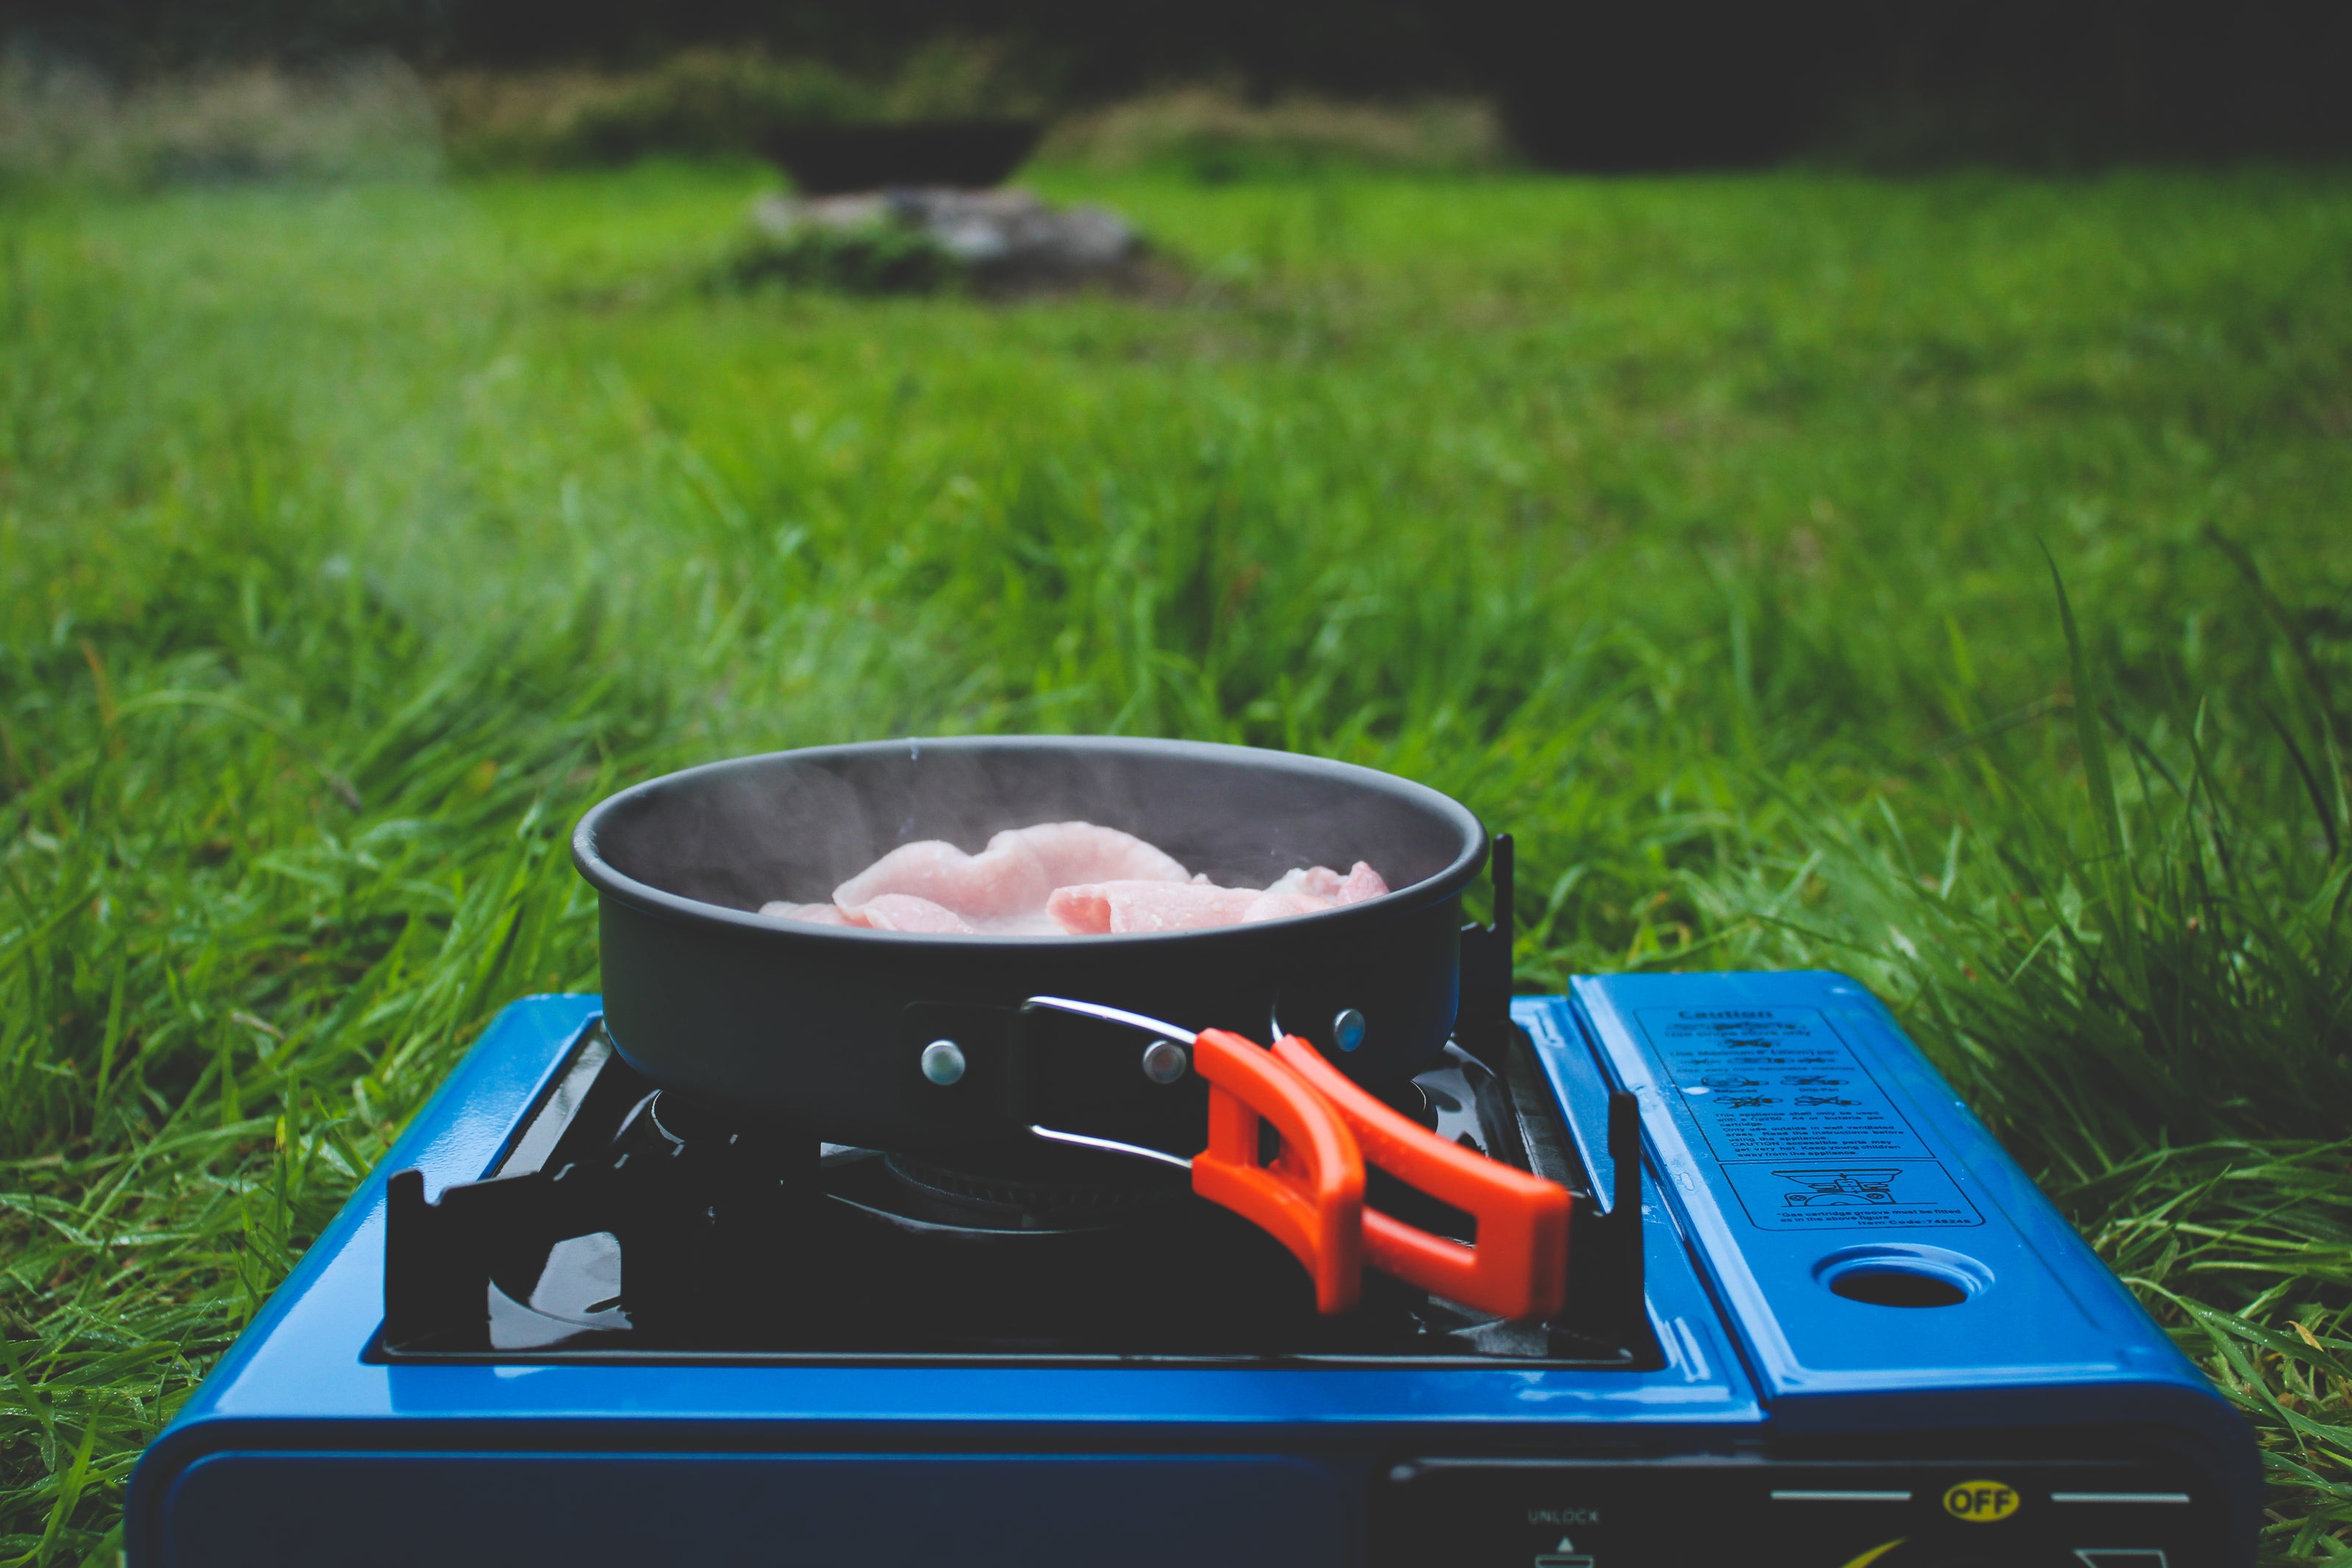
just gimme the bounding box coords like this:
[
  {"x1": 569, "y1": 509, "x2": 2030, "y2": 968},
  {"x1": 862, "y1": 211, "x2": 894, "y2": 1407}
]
[{"x1": 572, "y1": 737, "x2": 1493, "y2": 1158}]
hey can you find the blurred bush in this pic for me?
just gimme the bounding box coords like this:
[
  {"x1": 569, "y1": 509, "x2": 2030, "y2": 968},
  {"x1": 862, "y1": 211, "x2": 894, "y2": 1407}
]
[
  {"x1": 2, "y1": 51, "x2": 1503, "y2": 184},
  {"x1": 436, "y1": 52, "x2": 870, "y2": 169},
  {"x1": 0, "y1": 51, "x2": 439, "y2": 190},
  {"x1": 1042, "y1": 87, "x2": 1507, "y2": 179},
  {"x1": 435, "y1": 40, "x2": 1050, "y2": 170}
]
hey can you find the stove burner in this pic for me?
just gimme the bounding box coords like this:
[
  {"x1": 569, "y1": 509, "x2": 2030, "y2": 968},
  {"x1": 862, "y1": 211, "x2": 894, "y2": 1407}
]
[
  {"x1": 615, "y1": 1082, "x2": 1191, "y2": 1236},
  {"x1": 877, "y1": 1148, "x2": 1188, "y2": 1232}
]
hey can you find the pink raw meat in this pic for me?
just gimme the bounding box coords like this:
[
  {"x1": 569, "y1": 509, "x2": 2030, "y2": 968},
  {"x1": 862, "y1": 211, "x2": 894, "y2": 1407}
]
[
  {"x1": 1225, "y1": 860, "x2": 1387, "y2": 922},
  {"x1": 758, "y1": 896, "x2": 975, "y2": 932},
  {"x1": 1047, "y1": 881, "x2": 1262, "y2": 935},
  {"x1": 761, "y1": 820, "x2": 1391, "y2": 936},
  {"x1": 759, "y1": 900, "x2": 854, "y2": 926},
  {"x1": 1014, "y1": 821, "x2": 1191, "y2": 886},
  {"x1": 832, "y1": 822, "x2": 1189, "y2": 923},
  {"x1": 831, "y1": 838, "x2": 1050, "y2": 920},
  {"x1": 848, "y1": 893, "x2": 975, "y2": 933},
  {"x1": 1263, "y1": 866, "x2": 1345, "y2": 899},
  {"x1": 1242, "y1": 890, "x2": 1336, "y2": 922}
]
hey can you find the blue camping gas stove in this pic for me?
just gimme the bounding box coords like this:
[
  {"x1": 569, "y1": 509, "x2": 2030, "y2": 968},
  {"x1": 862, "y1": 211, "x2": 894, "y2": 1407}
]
[{"x1": 128, "y1": 972, "x2": 2256, "y2": 1567}]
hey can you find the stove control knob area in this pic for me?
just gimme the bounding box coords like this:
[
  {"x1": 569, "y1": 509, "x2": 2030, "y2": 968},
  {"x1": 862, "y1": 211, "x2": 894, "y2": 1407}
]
[
  {"x1": 1368, "y1": 1461, "x2": 2203, "y2": 1568},
  {"x1": 920, "y1": 1039, "x2": 967, "y2": 1086}
]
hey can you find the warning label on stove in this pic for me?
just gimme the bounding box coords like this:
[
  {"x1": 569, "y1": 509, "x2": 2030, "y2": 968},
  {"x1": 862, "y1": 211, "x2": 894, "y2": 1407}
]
[
  {"x1": 1635, "y1": 1005, "x2": 1928, "y2": 1162},
  {"x1": 1634, "y1": 1005, "x2": 1982, "y2": 1231}
]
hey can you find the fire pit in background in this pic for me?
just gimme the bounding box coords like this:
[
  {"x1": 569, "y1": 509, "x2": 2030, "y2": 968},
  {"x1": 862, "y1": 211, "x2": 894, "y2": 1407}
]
[
  {"x1": 744, "y1": 186, "x2": 1146, "y2": 294},
  {"x1": 759, "y1": 119, "x2": 1043, "y2": 195},
  {"x1": 736, "y1": 112, "x2": 1156, "y2": 295}
]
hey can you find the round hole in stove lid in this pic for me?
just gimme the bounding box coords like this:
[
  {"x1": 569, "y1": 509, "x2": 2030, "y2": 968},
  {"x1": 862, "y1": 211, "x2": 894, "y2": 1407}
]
[
  {"x1": 1813, "y1": 1243, "x2": 1992, "y2": 1308},
  {"x1": 572, "y1": 735, "x2": 1485, "y2": 940},
  {"x1": 1830, "y1": 1267, "x2": 1968, "y2": 1308}
]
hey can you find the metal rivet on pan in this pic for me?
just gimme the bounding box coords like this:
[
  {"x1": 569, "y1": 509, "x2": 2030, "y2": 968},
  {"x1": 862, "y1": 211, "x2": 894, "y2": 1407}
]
[
  {"x1": 920, "y1": 1040, "x2": 967, "y2": 1086},
  {"x1": 1333, "y1": 1008, "x2": 1368, "y2": 1052},
  {"x1": 1140, "y1": 1040, "x2": 1189, "y2": 1085}
]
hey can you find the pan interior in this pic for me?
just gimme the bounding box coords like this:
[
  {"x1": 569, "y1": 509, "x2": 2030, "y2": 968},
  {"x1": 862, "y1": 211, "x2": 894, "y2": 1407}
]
[{"x1": 583, "y1": 739, "x2": 1480, "y2": 918}]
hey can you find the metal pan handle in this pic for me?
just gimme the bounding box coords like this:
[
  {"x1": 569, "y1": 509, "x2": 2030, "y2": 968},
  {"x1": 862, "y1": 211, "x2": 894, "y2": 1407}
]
[{"x1": 1020, "y1": 999, "x2": 1366, "y2": 1315}]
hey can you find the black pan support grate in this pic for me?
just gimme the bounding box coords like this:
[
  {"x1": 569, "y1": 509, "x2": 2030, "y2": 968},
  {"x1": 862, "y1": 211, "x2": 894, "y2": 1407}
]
[{"x1": 379, "y1": 841, "x2": 1655, "y2": 1367}]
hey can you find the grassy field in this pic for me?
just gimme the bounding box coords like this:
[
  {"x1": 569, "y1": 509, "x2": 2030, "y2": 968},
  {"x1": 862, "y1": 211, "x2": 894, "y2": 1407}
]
[{"x1": 2, "y1": 157, "x2": 2349, "y2": 1561}]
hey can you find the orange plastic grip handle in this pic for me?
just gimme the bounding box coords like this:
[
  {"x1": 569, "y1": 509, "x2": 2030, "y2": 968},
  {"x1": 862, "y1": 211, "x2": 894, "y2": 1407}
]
[
  {"x1": 1188, "y1": 1028, "x2": 1365, "y2": 1315},
  {"x1": 1271, "y1": 1035, "x2": 1573, "y2": 1320}
]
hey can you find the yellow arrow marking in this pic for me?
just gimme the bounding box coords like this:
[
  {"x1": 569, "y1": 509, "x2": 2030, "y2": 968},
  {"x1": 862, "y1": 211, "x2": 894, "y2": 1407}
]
[{"x1": 1838, "y1": 1542, "x2": 1909, "y2": 1568}]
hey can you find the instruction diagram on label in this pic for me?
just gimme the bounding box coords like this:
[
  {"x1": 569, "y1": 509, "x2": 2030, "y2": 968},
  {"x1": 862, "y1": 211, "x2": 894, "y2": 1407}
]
[
  {"x1": 1775, "y1": 1168, "x2": 1904, "y2": 1206},
  {"x1": 1635, "y1": 1005, "x2": 1982, "y2": 1231},
  {"x1": 1718, "y1": 1159, "x2": 1983, "y2": 1231}
]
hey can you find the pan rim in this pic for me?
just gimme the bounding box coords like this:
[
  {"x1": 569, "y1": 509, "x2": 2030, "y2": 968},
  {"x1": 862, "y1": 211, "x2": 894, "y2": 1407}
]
[{"x1": 570, "y1": 734, "x2": 1488, "y2": 948}]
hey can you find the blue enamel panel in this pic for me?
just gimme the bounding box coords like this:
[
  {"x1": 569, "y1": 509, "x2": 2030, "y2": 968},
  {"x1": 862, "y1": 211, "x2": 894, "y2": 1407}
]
[{"x1": 1557, "y1": 973, "x2": 2241, "y2": 1445}]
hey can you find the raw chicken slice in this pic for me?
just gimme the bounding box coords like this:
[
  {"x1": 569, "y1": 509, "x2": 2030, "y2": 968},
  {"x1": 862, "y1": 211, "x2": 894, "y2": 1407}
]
[
  {"x1": 1013, "y1": 821, "x2": 1192, "y2": 887},
  {"x1": 1263, "y1": 866, "x2": 1346, "y2": 900},
  {"x1": 832, "y1": 837, "x2": 1053, "y2": 921},
  {"x1": 1242, "y1": 890, "x2": 1337, "y2": 922},
  {"x1": 1233, "y1": 860, "x2": 1385, "y2": 920},
  {"x1": 846, "y1": 893, "x2": 975, "y2": 933},
  {"x1": 759, "y1": 900, "x2": 856, "y2": 926},
  {"x1": 832, "y1": 822, "x2": 1190, "y2": 923},
  {"x1": 1047, "y1": 881, "x2": 1262, "y2": 935},
  {"x1": 761, "y1": 821, "x2": 1391, "y2": 937}
]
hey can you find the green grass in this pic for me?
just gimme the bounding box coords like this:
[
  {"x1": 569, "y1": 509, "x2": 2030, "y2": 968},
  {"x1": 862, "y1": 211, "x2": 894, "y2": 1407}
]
[{"x1": 2, "y1": 157, "x2": 2349, "y2": 1562}]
